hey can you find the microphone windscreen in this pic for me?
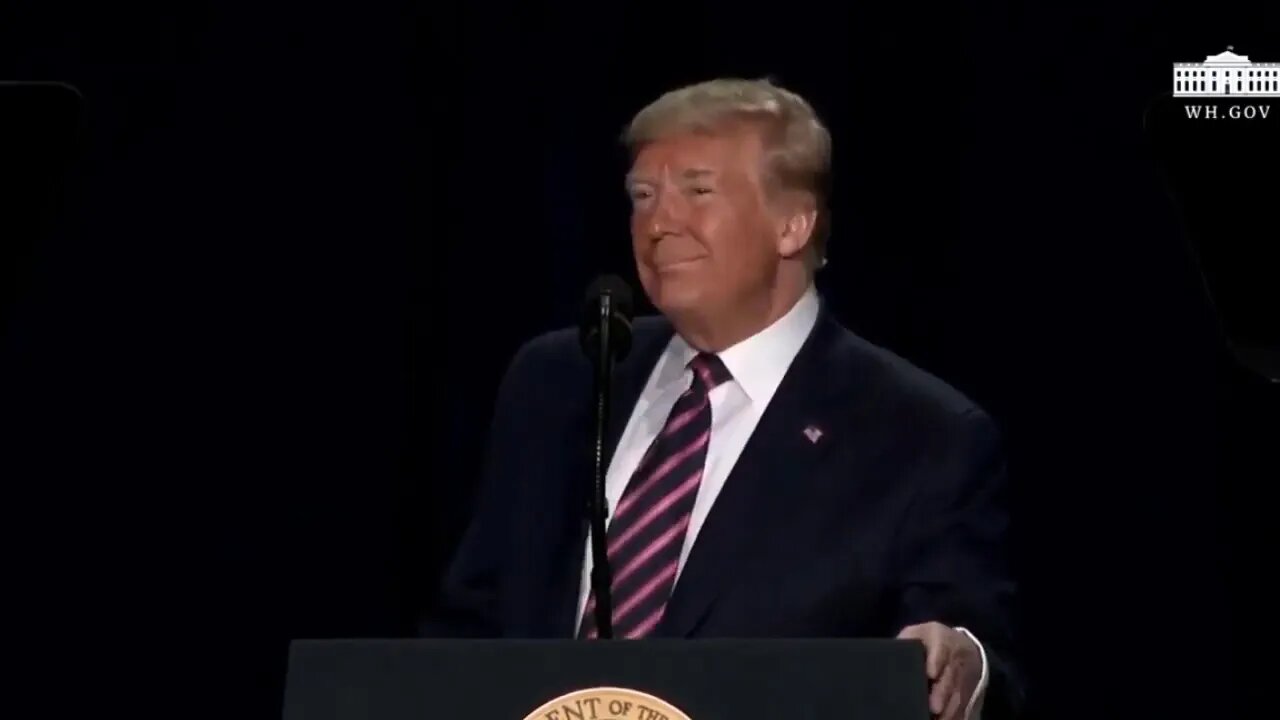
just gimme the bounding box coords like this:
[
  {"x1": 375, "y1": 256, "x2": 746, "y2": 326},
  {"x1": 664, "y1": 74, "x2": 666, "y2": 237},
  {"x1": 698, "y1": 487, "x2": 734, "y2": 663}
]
[
  {"x1": 584, "y1": 274, "x2": 634, "y2": 321},
  {"x1": 579, "y1": 274, "x2": 634, "y2": 363}
]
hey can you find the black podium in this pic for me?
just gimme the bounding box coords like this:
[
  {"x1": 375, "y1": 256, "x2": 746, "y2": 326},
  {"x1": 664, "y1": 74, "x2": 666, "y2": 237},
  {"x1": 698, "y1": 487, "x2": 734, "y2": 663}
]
[{"x1": 282, "y1": 638, "x2": 929, "y2": 719}]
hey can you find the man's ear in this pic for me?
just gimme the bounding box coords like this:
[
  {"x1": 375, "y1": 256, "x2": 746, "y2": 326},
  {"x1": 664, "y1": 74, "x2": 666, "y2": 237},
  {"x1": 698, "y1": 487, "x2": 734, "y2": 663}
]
[{"x1": 776, "y1": 200, "x2": 818, "y2": 259}]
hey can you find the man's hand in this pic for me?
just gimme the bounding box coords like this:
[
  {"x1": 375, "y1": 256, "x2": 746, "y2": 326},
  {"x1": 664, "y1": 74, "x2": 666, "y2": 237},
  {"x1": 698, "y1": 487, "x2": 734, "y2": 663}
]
[{"x1": 897, "y1": 622, "x2": 981, "y2": 720}]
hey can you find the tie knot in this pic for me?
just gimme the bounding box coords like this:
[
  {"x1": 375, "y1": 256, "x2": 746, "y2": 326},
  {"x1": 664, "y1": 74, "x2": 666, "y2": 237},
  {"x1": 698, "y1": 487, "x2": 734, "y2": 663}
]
[{"x1": 688, "y1": 352, "x2": 732, "y2": 391}]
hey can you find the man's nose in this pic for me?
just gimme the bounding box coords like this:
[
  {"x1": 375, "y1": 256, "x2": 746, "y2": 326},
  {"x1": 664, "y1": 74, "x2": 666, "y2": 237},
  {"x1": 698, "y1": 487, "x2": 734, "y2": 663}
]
[{"x1": 646, "y1": 190, "x2": 684, "y2": 239}]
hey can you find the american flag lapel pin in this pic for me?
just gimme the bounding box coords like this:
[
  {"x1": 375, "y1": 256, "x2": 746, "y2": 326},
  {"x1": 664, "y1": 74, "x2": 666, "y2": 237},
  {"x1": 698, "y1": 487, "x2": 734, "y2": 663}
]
[{"x1": 803, "y1": 424, "x2": 824, "y2": 444}]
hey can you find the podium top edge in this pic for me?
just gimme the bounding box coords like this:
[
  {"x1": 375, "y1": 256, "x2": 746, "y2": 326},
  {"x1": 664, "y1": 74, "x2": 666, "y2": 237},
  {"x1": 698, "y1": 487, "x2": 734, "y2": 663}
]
[{"x1": 287, "y1": 637, "x2": 915, "y2": 647}]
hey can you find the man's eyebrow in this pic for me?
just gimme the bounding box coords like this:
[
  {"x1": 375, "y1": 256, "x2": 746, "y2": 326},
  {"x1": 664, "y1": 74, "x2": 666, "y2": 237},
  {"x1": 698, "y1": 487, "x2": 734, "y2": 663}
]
[{"x1": 625, "y1": 168, "x2": 716, "y2": 188}]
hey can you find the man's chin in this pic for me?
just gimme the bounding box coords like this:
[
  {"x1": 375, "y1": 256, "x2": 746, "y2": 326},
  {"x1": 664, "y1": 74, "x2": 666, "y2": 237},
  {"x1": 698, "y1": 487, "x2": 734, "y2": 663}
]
[{"x1": 648, "y1": 281, "x2": 707, "y2": 317}]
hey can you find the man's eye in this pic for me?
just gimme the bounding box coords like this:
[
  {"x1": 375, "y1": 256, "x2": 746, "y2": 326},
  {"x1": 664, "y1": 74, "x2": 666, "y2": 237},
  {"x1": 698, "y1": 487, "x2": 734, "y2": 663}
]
[
  {"x1": 691, "y1": 187, "x2": 713, "y2": 195},
  {"x1": 629, "y1": 189, "x2": 653, "y2": 201}
]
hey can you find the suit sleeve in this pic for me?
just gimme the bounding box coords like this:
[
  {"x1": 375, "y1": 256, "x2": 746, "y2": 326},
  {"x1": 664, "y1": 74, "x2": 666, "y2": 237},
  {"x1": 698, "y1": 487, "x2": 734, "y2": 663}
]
[
  {"x1": 416, "y1": 341, "x2": 538, "y2": 638},
  {"x1": 894, "y1": 408, "x2": 1026, "y2": 719}
]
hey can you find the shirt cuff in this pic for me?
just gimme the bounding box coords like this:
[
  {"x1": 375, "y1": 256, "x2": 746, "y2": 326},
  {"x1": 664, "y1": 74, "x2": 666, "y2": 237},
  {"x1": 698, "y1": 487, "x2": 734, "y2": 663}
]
[{"x1": 953, "y1": 626, "x2": 989, "y2": 720}]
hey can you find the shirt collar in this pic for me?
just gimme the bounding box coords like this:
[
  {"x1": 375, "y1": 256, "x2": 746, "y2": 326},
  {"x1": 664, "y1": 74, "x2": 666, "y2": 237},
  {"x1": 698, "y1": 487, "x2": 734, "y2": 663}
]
[{"x1": 654, "y1": 284, "x2": 821, "y2": 403}]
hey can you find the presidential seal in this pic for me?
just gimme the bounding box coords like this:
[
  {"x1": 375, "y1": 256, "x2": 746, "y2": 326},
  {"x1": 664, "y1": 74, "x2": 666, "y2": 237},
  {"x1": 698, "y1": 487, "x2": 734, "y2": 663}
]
[{"x1": 522, "y1": 686, "x2": 692, "y2": 720}]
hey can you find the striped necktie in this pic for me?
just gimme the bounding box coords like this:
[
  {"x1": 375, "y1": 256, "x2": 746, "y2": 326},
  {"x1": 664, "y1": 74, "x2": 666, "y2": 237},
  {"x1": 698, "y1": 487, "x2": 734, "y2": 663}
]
[{"x1": 579, "y1": 351, "x2": 732, "y2": 639}]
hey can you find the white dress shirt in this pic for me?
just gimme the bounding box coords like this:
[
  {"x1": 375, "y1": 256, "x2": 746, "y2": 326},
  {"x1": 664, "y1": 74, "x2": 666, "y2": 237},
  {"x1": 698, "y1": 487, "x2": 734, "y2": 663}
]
[{"x1": 575, "y1": 284, "x2": 989, "y2": 719}]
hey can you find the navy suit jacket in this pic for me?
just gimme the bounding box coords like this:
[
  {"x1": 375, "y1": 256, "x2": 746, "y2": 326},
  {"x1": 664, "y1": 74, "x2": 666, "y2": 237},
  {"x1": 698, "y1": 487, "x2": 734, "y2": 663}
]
[{"x1": 424, "y1": 302, "x2": 1024, "y2": 718}]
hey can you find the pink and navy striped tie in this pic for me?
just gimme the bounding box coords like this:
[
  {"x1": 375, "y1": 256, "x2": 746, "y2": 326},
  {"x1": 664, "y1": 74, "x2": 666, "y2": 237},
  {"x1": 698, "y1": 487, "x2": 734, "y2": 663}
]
[{"x1": 578, "y1": 352, "x2": 732, "y2": 639}]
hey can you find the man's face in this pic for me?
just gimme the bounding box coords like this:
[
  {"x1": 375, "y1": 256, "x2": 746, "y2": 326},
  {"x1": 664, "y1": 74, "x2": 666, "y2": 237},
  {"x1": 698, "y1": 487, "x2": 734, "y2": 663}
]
[{"x1": 627, "y1": 125, "x2": 782, "y2": 321}]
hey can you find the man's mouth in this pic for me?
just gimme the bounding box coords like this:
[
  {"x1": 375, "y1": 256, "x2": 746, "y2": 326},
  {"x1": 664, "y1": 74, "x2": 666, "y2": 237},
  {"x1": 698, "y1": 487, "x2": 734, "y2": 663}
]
[{"x1": 653, "y1": 255, "x2": 707, "y2": 271}]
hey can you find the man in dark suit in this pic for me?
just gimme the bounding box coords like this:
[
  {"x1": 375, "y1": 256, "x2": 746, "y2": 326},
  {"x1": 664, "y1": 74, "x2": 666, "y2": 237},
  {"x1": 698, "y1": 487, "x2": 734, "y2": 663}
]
[{"x1": 424, "y1": 78, "x2": 1023, "y2": 719}]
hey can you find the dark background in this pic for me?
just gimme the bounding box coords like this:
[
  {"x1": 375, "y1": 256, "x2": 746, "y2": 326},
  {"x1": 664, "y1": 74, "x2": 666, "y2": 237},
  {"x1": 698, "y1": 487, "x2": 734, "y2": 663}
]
[{"x1": 1, "y1": 1, "x2": 1276, "y2": 718}]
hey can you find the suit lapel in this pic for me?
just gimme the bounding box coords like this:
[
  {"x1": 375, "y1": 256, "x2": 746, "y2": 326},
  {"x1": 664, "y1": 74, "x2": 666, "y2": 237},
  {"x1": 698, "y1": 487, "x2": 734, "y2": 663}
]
[{"x1": 656, "y1": 307, "x2": 847, "y2": 637}]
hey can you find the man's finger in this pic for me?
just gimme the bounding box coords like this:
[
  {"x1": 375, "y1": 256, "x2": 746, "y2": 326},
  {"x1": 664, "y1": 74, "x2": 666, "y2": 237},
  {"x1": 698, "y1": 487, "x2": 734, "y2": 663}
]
[
  {"x1": 939, "y1": 683, "x2": 965, "y2": 720},
  {"x1": 897, "y1": 623, "x2": 948, "y2": 680},
  {"x1": 897, "y1": 623, "x2": 926, "y2": 640},
  {"x1": 930, "y1": 662, "x2": 956, "y2": 715},
  {"x1": 896, "y1": 624, "x2": 933, "y2": 678},
  {"x1": 925, "y1": 629, "x2": 950, "y2": 680}
]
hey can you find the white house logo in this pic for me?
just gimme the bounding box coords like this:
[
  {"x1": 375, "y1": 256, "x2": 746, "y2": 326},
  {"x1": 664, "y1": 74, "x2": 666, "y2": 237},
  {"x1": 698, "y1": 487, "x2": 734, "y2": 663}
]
[{"x1": 1174, "y1": 46, "x2": 1277, "y2": 120}]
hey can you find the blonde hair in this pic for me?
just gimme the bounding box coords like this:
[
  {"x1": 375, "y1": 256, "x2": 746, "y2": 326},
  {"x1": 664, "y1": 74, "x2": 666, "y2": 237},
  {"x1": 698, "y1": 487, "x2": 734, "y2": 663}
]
[{"x1": 622, "y1": 77, "x2": 833, "y2": 265}]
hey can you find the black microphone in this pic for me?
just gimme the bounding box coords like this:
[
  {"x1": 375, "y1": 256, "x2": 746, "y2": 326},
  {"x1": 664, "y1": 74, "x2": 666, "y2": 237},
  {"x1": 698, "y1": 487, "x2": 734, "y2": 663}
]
[{"x1": 578, "y1": 274, "x2": 633, "y2": 639}]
